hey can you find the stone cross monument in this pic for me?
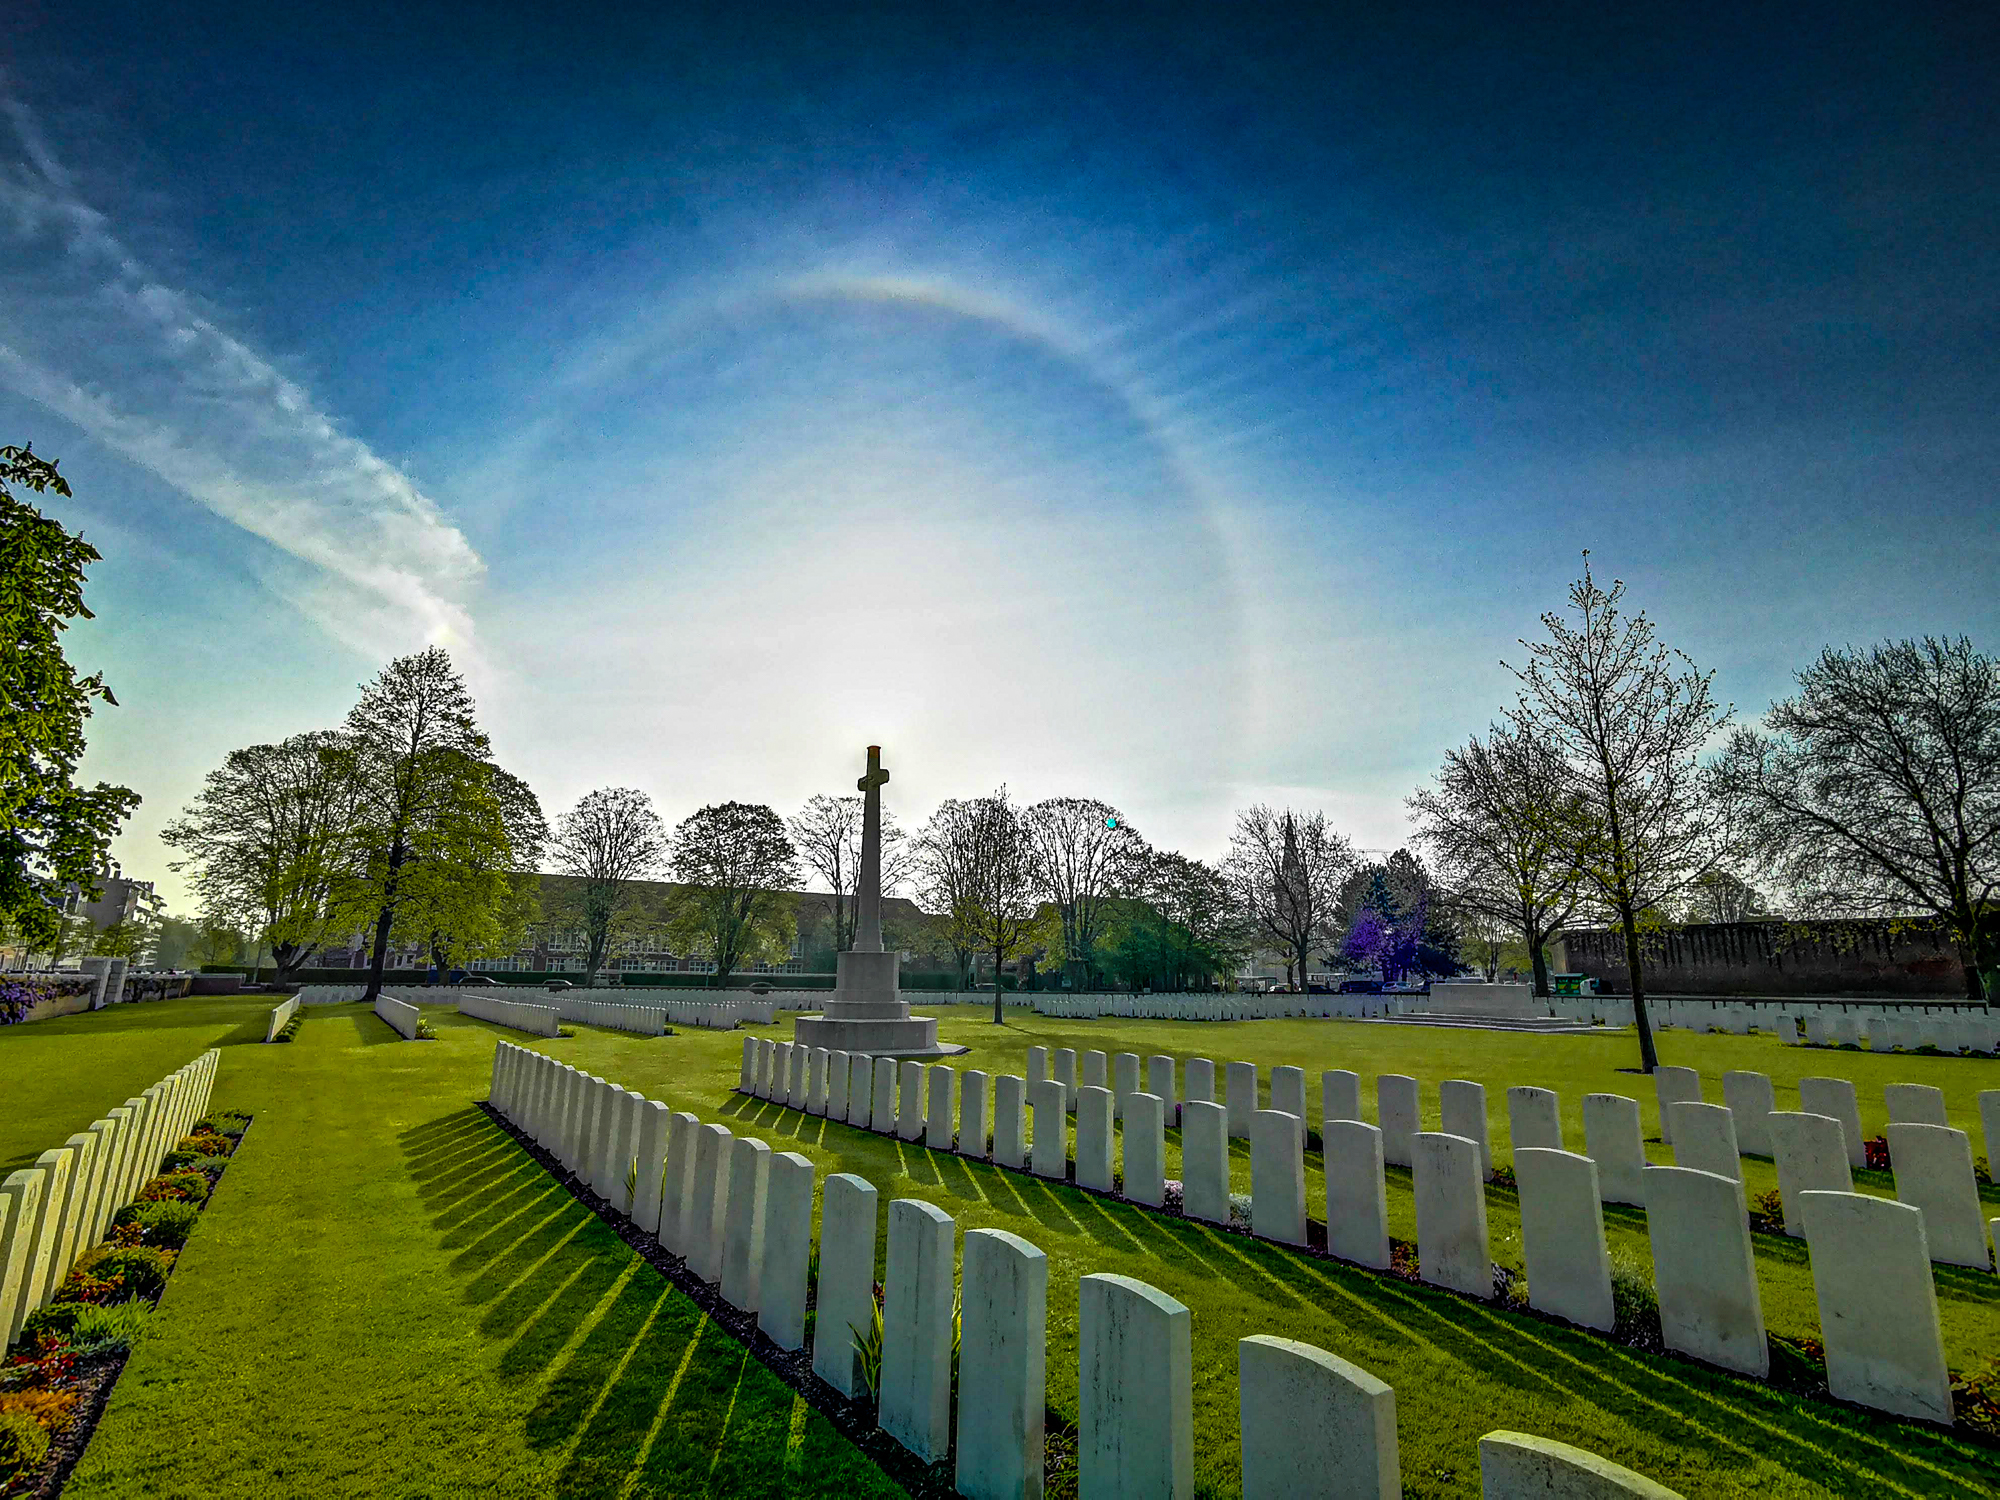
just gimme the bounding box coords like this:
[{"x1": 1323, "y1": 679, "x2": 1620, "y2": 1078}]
[{"x1": 792, "y1": 745, "x2": 953, "y2": 1057}]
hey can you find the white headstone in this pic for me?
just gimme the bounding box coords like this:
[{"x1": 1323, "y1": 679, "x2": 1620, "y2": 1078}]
[
  {"x1": 1888, "y1": 1123, "x2": 1990, "y2": 1268},
  {"x1": 1415, "y1": 1133, "x2": 1490, "y2": 1296},
  {"x1": 1477, "y1": 1432, "x2": 1685, "y2": 1499},
  {"x1": 1030, "y1": 1078, "x2": 1068, "y2": 1180},
  {"x1": 872, "y1": 1056, "x2": 898, "y2": 1134},
  {"x1": 1226, "y1": 1061, "x2": 1260, "y2": 1138},
  {"x1": 1768, "y1": 1112, "x2": 1852, "y2": 1237},
  {"x1": 1250, "y1": 1110, "x2": 1307, "y2": 1246},
  {"x1": 659, "y1": 1111, "x2": 700, "y2": 1254},
  {"x1": 633, "y1": 1101, "x2": 669, "y2": 1234},
  {"x1": 0, "y1": 1169, "x2": 49, "y2": 1347},
  {"x1": 897, "y1": 1059, "x2": 926, "y2": 1141},
  {"x1": 1644, "y1": 1165, "x2": 1767, "y2": 1376},
  {"x1": 848, "y1": 1052, "x2": 874, "y2": 1127},
  {"x1": 1079, "y1": 1274, "x2": 1194, "y2": 1500},
  {"x1": 1026, "y1": 1046, "x2": 1047, "y2": 1086},
  {"x1": 807, "y1": 1047, "x2": 829, "y2": 1115},
  {"x1": 720, "y1": 1135, "x2": 771, "y2": 1311},
  {"x1": 1885, "y1": 1083, "x2": 1947, "y2": 1127},
  {"x1": 1798, "y1": 1077, "x2": 1866, "y2": 1170},
  {"x1": 1147, "y1": 1055, "x2": 1177, "y2": 1120},
  {"x1": 926, "y1": 1065, "x2": 955, "y2": 1150},
  {"x1": 686, "y1": 1123, "x2": 733, "y2": 1283},
  {"x1": 1668, "y1": 1101, "x2": 1741, "y2": 1184},
  {"x1": 959, "y1": 1069, "x2": 989, "y2": 1158},
  {"x1": 826, "y1": 1049, "x2": 851, "y2": 1121},
  {"x1": 1440, "y1": 1080, "x2": 1494, "y2": 1180},
  {"x1": 1180, "y1": 1100, "x2": 1230, "y2": 1225},
  {"x1": 994, "y1": 1075, "x2": 1027, "y2": 1168},
  {"x1": 813, "y1": 1173, "x2": 879, "y2": 1398},
  {"x1": 1323, "y1": 1069, "x2": 1362, "y2": 1129},
  {"x1": 1270, "y1": 1066, "x2": 1307, "y2": 1126},
  {"x1": 758, "y1": 1151, "x2": 814, "y2": 1351},
  {"x1": 1076, "y1": 1087, "x2": 1116, "y2": 1192},
  {"x1": 1183, "y1": 1057, "x2": 1215, "y2": 1106},
  {"x1": 1323, "y1": 1120, "x2": 1390, "y2": 1269},
  {"x1": 1800, "y1": 1190, "x2": 1953, "y2": 1424},
  {"x1": 1508, "y1": 1087, "x2": 1563, "y2": 1154},
  {"x1": 1377, "y1": 1075, "x2": 1420, "y2": 1169},
  {"x1": 1653, "y1": 1067, "x2": 1701, "y2": 1145},
  {"x1": 1515, "y1": 1148, "x2": 1614, "y2": 1331},
  {"x1": 880, "y1": 1199, "x2": 956, "y2": 1462},
  {"x1": 1238, "y1": 1336, "x2": 1398, "y2": 1500},
  {"x1": 956, "y1": 1228, "x2": 1047, "y2": 1500},
  {"x1": 1721, "y1": 1071, "x2": 1777, "y2": 1157},
  {"x1": 1124, "y1": 1093, "x2": 1166, "y2": 1208},
  {"x1": 1083, "y1": 1050, "x2": 1109, "y2": 1091}
]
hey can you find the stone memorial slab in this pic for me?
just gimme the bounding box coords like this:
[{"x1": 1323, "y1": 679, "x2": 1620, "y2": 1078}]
[
  {"x1": 1270, "y1": 1065, "x2": 1307, "y2": 1127},
  {"x1": 1378, "y1": 1075, "x2": 1419, "y2": 1169},
  {"x1": 1183, "y1": 1058, "x2": 1215, "y2": 1106},
  {"x1": 1114, "y1": 1052, "x2": 1141, "y2": 1119},
  {"x1": 758, "y1": 1152, "x2": 814, "y2": 1351},
  {"x1": 994, "y1": 1075, "x2": 1027, "y2": 1169},
  {"x1": 1414, "y1": 1133, "x2": 1490, "y2": 1296},
  {"x1": 1508, "y1": 1087, "x2": 1563, "y2": 1154},
  {"x1": 898, "y1": 1059, "x2": 926, "y2": 1141},
  {"x1": 826, "y1": 1049, "x2": 851, "y2": 1121},
  {"x1": 871, "y1": 1055, "x2": 898, "y2": 1134},
  {"x1": 1721, "y1": 1071, "x2": 1777, "y2": 1157},
  {"x1": 1239, "y1": 1336, "x2": 1398, "y2": 1500},
  {"x1": 1885, "y1": 1083, "x2": 1947, "y2": 1126},
  {"x1": 926, "y1": 1065, "x2": 955, "y2": 1150},
  {"x1": 1124, "y1": 1093, "x2": 1166, "y2": 1207},
  {"x1": 814, "y1": 1174, "x2": 879, "y2": 1397},
  {"x1": 1799, "y1": 1077, "x2": 1866, "y2": 1170},
  {"x1": 881, "y1": 1199, "x2": 956, "y2": 1462},
  {"x1": 1226, "y1": 1061, "x2": 1259, "y2": 1138},
  {"x1": 1322, "y1": 1069, "x2": 1362, "y2": 1128},
  {"x1": 1323, "y1": 1120, "x2": 1390, "y2": 1269},
  {"x1": 1888, "y1": 1123, "x2": 1990, "y2": 1268},
  {"x1": 1076, "y1": 1087, "x2": 1115, "y2": 1192},
  {"x1": 959, "y1": 1069, "x2": 989, "y2": 1158},
  {"x1": 720, "y1": 1136, "x2": 771, "y2": 1311},
  {"x1": 807, "y1": 1047, "x2": 829, "y2": 1115},
  {"x1": 1801, "y1": 1191, "x2": 1953, "y2": 1424},
  {"x1": 956, "y1": 1229, "x2": 1047, "y2": 1500},
  {"x1": 633, "y1": 1101, "x2": 670, "y2": 1234},
  {"x1": 1653, "y1": 1067, "x2": 1701, "y2": 1144},
  {"x1": 1147, "y1": 1055, "x2": 1177, "y2": 1120},
  {"x1": 1030, "y1": 1079, "x2": 1068, "y2": 1179},
  {"x1": 1644, "y1": 1165, "x2": 1767, "y2": 1376},
  {"x1": 1668, "y1": 1102, "x2": 1741, "y2": 1184},
  {"x1": 1079, "y1": 1274, "x2": 1194, "y2": 1500},
  {"x1": 1768, "y1": 1112, "x2": 1852, "y2": 1237},
  {"x1": 1478, "y1": 1433, "x2": 1685, "y2": 1499},
  {"x1": 1181, "y1": 1101, "x2": 1230, "y2": 1225},
  {"x1": 686, "y1": 1124, "x2": 733, "y2": 1283},
  {"x1": 1250, "y1": 1110, "x2": 1307, "y2": 1245},
  {"x1": 1515, "y1": 1148, "x2": 1614, "y2": 1331},
  {"x1": 1083, "y1": 1050, "x2": 1109, "y2": 1091},
  {"x1": 1440, "y1": 1080, "x2": 1493, "y2": 1180}
]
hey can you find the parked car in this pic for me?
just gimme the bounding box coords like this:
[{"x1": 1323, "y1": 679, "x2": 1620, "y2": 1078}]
[
  {"x1": 458, "y1": 974, "x2": 501, "y2": 987},
  {"x1": 544, "y1": 979, "x2": 574, "y2": 991},
  {"x1": 1338, "y1": 978, "x2": 1383, "y2": 994}
]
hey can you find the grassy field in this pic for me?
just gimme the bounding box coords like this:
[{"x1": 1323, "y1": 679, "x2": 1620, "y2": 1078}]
[
  {"x1": 8, "y1": 996, "x2": 2000, "y2": 1498},
  {"x1": 29, "y1": 997, "x2": 899, "y2": 1500}
]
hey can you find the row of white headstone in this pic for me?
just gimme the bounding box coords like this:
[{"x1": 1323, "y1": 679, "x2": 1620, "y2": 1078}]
[
  {"x1": 456, "y1": 993, "x2": 560, "y2": 1036},
  {"x1": 734, "y1": 1037, "x2": 1969, "y2": 1426},
  {"x1": 264, "y1": 995, "x2": 301, "y2": 1042},
  {"x1": 489, "y1": 1041, "x2": 1691, "y2": 1499},
  {"x1": 549, "y1": 997, "x2": 666, "y2": 1036},
  {"x1": 0, "y1": 1050, "x2": 220, "y2": 1349},
  {"x1": 1550, "y1": 995, "x2": 2000, "y2": 1054},
  {"x1": 374, "y1": 995, "x2": 422, "y2": 1039},
  {"x1": 1031, "y1": 993, "x2": 1355, "y2": 1021}
]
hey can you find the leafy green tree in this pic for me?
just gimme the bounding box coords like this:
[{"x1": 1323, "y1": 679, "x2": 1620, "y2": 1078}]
[
  {"x1": 395, "y1": 762, "x2": 546, "y2": 974},
  {"x1": 341, "y1": 649, "x2": 533, "y2": 999},
  {"x1": 1020, "y1": 796, "x2": 1141, "y2": 989},
  {"x1": 1101, "y1": 850, "x2": 1247, "y2": 992},
  {"x1": 912, "y1": 789, "x2": 1043, "y2": 1019},
  {"x1": 0, "y1": 445, "x2": 140, "y2": 952},
  {"x1": 88, "y1": 915, "x2": 156, "y2": 963},
  {"x1": 162, "y1": 731, "x2": 370, "y2": 983},
  {"x1": 667, "y1": 801, "x2": 799, "y2": 986},
  {"x1": 547, "y1": 786, "x2": 666, "y2": 982}
]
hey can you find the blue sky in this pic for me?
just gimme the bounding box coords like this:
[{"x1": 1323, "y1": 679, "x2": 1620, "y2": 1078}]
[{"x1": 4, "y1": 2, "x2": 1996, "y2": 910}]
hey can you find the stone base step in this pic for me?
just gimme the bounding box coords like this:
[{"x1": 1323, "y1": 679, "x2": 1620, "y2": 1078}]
[{"x1": 1367, "y1": 1013, "x2": 1611, "y2": 1034}]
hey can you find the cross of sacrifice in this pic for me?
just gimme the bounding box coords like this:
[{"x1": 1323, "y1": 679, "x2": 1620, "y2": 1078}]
[{"x1": 856, "y1": 745, "x2": 890, "y2": 793}]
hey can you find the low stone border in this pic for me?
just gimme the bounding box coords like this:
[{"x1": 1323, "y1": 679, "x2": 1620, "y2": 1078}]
[{"x1": 478, "y1": 1103, "x2": 1085, "y2": 1499}]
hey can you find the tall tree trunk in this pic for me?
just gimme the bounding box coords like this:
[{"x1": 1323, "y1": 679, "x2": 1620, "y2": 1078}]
[
  {"x1": 1528, "y1": 932, "x2": 1551, "y2": 997},
  {"x1": 362, "y1": 842, "x2": 405, "y2": 1003},
  {"x1": 1621, "y1": 904, "x2": 1659, "y2": 1072},
  {"x1": 992, "y1": 939, "x2": 1004, "y2": 1023}
]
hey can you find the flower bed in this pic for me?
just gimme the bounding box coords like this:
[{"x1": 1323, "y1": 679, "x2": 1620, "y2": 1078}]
[
  {"x1": 0, "y1": 979, "x2": 95, "y2": 1028},
  {"x1": 0, "y1": 1110, "x2": 251, "y2": 1496}
]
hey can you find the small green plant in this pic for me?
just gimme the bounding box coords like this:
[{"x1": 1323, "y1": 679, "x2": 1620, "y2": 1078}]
[
  {"x1": 0, "y1": 1409, "x2": 51, "y2": 1483},
  {"x1": 1608, "y1": 1249, "x2": 1658, "y2": 1338},
  {"x1": 624, "y1": 1156, "x2": 638, "y2": 1208},
  {"x1": 85, "y1": 1246, "x2": 175, "y2": 1300},
  {"x1": 557, "y1": 1026, "x2": 577, "y2": 1038},
  {"x1": 128, "y1": 1200, "x2": 201, "y2": 1249},
  {"x1": 415, "y1": 1021, "x2": 437, "y2": 1040},
  {"x1": 851, "y1": 1291, "x2": 885, "y2": 1401},
  {"x1": 66, "y1": 1301, "x2": 152, "y2": 1354}
]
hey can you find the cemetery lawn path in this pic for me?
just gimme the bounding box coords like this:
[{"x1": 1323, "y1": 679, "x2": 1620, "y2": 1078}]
[
  {"x1": 51, "y1": 1001, "x2": 905, "y2": 1500},
  {"x1": 532, "y1": 1004, "x2": 2000, "y2": 1500}
]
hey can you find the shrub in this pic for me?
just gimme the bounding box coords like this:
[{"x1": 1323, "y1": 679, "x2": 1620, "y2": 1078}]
[
  {"x1": 851, "y1": 1288, "x2": 885, "y2": 1401},
  {"x1": 51, "y1": 1265, "x2": 126, "y2": 1306},
  {"x1": 197, "y1": 1113, "x2": 249, "y2": 1140},
  {"x1": 84, "y1": 1246, "x2": 174, "y2": 1300},
  {"x1": 1748, "y1": 1189, "x2": 1786, "y2": 1235},
  {"x1": 66, "y1": 1302, "x2": 151, "y2": 1354},
  {"x1": 0, "y1": 1410, "x2": 50, "y2": 1482},
  {"x1": 1608, "y1": 1249, "x2": 1659, "y2": 1338},
  {"x1": 137, "y1": 1171, "x2": 210, "y2": 1205},
  {"x1": 178, "y1": 1133, "x2": 231, "y2": 1157},
  {"x1": 128, "y1": 1200, "x2": 201, "y2": 1249}
]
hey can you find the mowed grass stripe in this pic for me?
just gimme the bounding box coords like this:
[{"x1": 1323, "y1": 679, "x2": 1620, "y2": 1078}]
[{"x1": 44, "y1": 1001, "x2": 903, "y2": 1500}]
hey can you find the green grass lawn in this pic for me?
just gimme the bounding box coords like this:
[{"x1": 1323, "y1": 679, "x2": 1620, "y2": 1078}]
[
  {"x1": 28, "y1": 998, "x2": 900, "y2": 1500},
  {"x1": 9, "y1": 997, "x2": 2000, "y2": 1498}
]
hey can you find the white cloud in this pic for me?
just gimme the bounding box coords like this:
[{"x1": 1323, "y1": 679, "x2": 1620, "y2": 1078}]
[{"x1": 0, "y1": 80, "x2": 482, "y2": 660}]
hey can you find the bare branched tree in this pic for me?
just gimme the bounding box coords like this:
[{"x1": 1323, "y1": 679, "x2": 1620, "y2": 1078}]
[
  {"x1": 1222, "y1": 806, "x2": 1354, "y2": 992},
  {"x1": 1020, "y1": 796, "x2": 1139, "y2": 988},
  {"x1": 788, "y1": 793, "x2": 911, "y2": 954},
  {"x1": 1712, "y1": 636, "x2": 2000, "y2": 999},
  {"x1": 912, "y1": 788, "x2": 1041, "y2": 1022},
  {"x1": 1507, "y1": 558, "x2": 1733, "y2": 1071},
  {"x1": 548, "y1": 787, "x2": 667, "y2": 982},
  {"x1": 1409, "y1": 724, "x2": 1587, "y2": 996}
]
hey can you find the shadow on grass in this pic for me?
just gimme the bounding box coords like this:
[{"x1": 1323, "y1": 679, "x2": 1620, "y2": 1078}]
[{"x1": 395, "y1": 1112, "x2": 882, "y2": 1499}]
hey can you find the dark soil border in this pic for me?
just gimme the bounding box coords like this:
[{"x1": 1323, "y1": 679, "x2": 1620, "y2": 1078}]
[{"x1": 3, "y1": 1114, "x2": 254, "y2": 1500}]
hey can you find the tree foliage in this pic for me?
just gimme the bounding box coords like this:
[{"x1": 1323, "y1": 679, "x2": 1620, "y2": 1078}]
[
  {"x1": 547, "y1": 787, "x2": 666, "y2": 981},
  {"x1": 911, "y1": 789, "x2": 1043, "y2": 1019},
  {"x1": 1099, "y1": 849, "x2": 1246, "y2": 992},
  {"x1": 1713, "y1": 636, "x2": 1999, "y2": 998},
  {"x1": 161, "y1": 731, "x2": 369, "y2": 982},
  {"x1": 0, "y1": 445, "x2": 140, "y2": 950},
  {"x1": 787, "y1": 793, "x2": 910, "y2": 954},
  {"x1": 667, "y1": 801, "x2": 798, "y2": 985},
  {"x1": 1222, "y1": 805, "x2": 1353, "y2": 991},
  {"x1": 1020, "y1": 796, "x2": 1140, "y2": 988},
  {"x1": 1506, "y1": 558, "x2": 1732, "y2": 1070},
  {"x1": 1335, "y1": 851, "x2": 1460, "y2": 984},
  {"x1": 1409, "y1": 724, "x2": 1587, "y2": 995}
]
